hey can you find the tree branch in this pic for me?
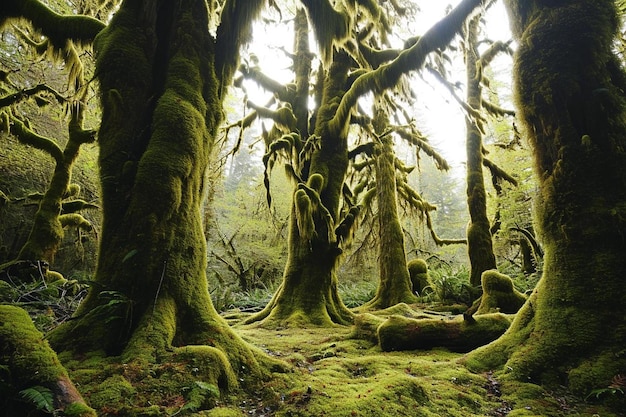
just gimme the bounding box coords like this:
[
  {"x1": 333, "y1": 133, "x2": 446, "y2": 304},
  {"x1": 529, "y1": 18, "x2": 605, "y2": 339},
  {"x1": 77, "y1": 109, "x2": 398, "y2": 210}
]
[{"x1": 328, "y1": 0, "x2": 485, "y2": 135}]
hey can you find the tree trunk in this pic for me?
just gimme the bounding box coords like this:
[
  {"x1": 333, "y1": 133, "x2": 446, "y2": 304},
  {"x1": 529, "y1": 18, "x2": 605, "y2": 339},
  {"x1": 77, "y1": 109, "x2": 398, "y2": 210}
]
[
  {"x1": 465, "y1": 16, "x2": 497, "y2": 288},
  {"x1": 49, "y1": 0, "x2": 266, "y2": 390},
  {"x1": 245, "y1": 52, "x2": 355, "y2": 327},
  {"x1": 465, "y1": 0, "x2": 626, "y2": 403},
  {"x1": 362, "y1": 109, "x2": 417, "y2": 309}
]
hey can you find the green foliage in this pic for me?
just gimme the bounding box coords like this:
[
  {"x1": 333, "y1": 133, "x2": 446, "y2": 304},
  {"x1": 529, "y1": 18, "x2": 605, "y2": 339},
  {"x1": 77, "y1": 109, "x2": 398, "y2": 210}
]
[
  {"x1": 19, "y1": 385, "x2": 54, "y2": 414},
  {"x1": 337, "y1": 280, "x2": 377, "y2": 308},
  {"x1": 0, "y1": 273, "x2": 87, "y2": 332},
  {"x1": 425, "y1": 264, "x2": 476, "y2": 306},
  {"x1": 210, "y1": 284, "x2": 276, "y2": 313},
  {"x1": 181, "y1": 381, "x2": 220, "y2": 412}
]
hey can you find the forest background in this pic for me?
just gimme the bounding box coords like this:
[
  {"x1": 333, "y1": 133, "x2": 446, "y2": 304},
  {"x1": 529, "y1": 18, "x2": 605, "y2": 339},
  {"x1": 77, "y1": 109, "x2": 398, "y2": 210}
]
[{"x1": 1, "y1": 0, "x2": 625, "y2": 416}]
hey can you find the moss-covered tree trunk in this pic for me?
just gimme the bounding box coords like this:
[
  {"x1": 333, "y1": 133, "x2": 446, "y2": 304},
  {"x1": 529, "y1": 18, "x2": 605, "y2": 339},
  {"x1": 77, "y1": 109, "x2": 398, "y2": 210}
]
[
  {"x1": 49, "y1": 0, "x2": 267, "y2": 390},
  {"x1": 362, "y1": 105, "x2": 417, "y2": 309},
  {"x1": 465, "y1": 16, "x2": 497, "y2": 288},
  {"x1": 246, "y1": 52, "x2": 354, "y2": 327},
  {"x1": 465, "y1": 0, "x2": 626, "y2": 401}
]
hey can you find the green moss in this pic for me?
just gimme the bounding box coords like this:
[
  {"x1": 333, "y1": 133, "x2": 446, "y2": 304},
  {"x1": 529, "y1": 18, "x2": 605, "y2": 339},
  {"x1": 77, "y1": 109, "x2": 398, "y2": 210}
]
[
  {"x1": 408, "y1": 258, "x2": 432, "y2": 295},
  {"x1": 89, "y1": 375, "x2": 136, "y2": 407},
  {"x1": 476, "y1": 270, "x2": 526, "y2": 314},
  {"x1": 63, "y1": 401, "x2": 97, "y2": 417}
]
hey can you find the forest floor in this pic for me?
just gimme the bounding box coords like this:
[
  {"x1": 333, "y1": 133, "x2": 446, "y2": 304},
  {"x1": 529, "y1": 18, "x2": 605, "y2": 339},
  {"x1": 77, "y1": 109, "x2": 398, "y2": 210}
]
[{"x1": 223, "y1": 310, "x2": 621, "y2": 417}]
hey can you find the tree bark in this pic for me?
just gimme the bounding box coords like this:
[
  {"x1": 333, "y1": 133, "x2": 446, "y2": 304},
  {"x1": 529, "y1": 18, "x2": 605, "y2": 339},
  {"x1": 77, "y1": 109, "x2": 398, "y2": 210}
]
[
  {"x1": 48, "y1": 0, "x2": 267, "y2": 391},
  {"x1": 465, "y1": 0, "x2": 626, "y2": 403}
]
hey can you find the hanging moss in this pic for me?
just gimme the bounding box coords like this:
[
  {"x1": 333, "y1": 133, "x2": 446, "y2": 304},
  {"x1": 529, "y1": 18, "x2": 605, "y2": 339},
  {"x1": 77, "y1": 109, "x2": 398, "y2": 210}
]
[{"x1": 2, "y1": 0, "x2": 104, "y2": 46}]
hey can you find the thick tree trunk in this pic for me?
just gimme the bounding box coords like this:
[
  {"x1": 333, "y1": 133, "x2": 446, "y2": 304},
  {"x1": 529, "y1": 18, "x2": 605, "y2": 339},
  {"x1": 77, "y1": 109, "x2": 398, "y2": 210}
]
[
  {"x1": 465, "y1": 0, "x2": 626, "y2": 403},
  {"x1": 465, "y1": 16, "x2": 497, "y2": 288},
  {"x1": 49, "y1": 0, "x2": 265, "y2": 390},
  {"x1": 246, "y1": 52, "x2": 354, "y2": 327}
]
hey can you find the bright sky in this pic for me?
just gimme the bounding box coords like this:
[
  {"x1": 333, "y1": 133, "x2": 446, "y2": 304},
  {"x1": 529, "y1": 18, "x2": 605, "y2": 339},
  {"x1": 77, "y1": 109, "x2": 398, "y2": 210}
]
[{"x1": 239, "y1": 1, "x2": 514, "y2": 175}]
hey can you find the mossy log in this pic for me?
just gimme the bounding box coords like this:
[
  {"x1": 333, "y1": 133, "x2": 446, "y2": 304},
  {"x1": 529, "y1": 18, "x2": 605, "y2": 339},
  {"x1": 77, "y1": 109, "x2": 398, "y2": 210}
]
[
  {"x1": 0, "y1": 305, "x2": 96, "y2": 417},
  {"x1": 377, "y1": 313, "x2": 512, "y2": 353}
]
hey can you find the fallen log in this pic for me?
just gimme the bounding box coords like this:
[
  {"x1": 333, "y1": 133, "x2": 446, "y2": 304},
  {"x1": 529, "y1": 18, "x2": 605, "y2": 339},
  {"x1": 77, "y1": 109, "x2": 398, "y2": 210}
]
[{"x1": 377, "y1": 313, "x2": 512, "y2": 352}]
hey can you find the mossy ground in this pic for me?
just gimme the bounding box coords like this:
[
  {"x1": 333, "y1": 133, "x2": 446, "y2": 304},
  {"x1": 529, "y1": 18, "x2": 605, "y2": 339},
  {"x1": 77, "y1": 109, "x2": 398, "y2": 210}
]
[{"x1": 55, "y1": 308, "x2": 623, "y2": 416}]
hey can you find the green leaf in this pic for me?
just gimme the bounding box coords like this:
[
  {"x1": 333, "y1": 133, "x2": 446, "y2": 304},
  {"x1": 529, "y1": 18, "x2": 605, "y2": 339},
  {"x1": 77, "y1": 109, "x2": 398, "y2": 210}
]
[
  {"x1": 19, "y1": 386, "x2": 54, "y2": 413},
  {"x1": 122, "y1": 249, "x2": 138, "y2": 263}
]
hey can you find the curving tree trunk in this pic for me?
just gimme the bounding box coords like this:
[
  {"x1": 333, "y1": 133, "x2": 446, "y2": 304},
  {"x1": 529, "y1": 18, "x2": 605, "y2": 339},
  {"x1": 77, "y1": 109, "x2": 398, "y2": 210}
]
[
  {"x1": 465, "y1": 0, "x2": 626, "y2": 405},
  {"x1": 16, "y1": 103, "x2": 95, "y2": 264},
  {"x1": 49, "y1": 0, "x2": 268, "y2": 393}
]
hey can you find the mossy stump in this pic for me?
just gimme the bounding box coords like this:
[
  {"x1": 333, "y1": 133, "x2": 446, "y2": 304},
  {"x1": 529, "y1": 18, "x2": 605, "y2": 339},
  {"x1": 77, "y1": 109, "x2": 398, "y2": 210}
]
[{"x1": 475, "y1": 270, "x2": 526, "y2": 315}]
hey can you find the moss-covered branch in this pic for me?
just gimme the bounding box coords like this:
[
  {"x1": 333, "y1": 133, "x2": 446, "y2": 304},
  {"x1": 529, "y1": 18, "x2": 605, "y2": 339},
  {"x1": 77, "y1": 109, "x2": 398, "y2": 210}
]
[
  {"x1": 483, "y1": 157, "x2": 518, "y2": 187},
  {"x1": 0, "y1": 84, "x2": 65, "y2": 108},
  {"x1": 394, "y1": 126, "x2": 450, "y2": 170},
  {"x1": 2, "y1": 0, "x2": 105, "y2": 46},
  {"x1": 240, "y1": 65, "x2": 296, "y2": 102},
  {"x1": 329, "y1": 0, "x2": 485, "y2": 135},
  {"x1": 425, "y1": 210, "x2": 468, "y2": 246},
  {"x1": 6, "y1": 116, "x2": 64, "y2": 163}
]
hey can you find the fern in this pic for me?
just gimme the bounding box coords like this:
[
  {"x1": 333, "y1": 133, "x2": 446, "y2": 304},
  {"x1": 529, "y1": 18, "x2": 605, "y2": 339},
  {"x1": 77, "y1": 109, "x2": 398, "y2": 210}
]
[
  {"x1": 19, "y1": 385, "x2": 54, "y2": 413},
  {"x1": 180, "y1": 381, "x2": 220, "y2": 412}
]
